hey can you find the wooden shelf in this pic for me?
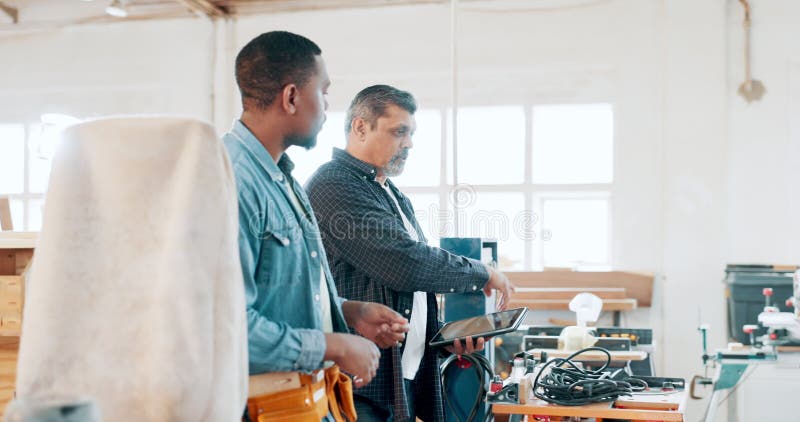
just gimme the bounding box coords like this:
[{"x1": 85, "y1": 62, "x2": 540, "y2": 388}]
[
  {"x1": 494, "y1": 390, "x2": 686, "y2": 421},
  {"x1": 509, "y1": 298, "x2": 637, "y2": 311},
  {"x1": 506, "y1": 271, "x2": 655, "y2": 307},
  {"x1": 526, "y1": 348, "x2": 648, "y2": 362},
  {"x1": 0, "y1": 232, "x2": 37, "y2": 250}
]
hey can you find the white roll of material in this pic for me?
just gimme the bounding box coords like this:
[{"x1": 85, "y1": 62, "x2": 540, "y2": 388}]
[{"x1": 14, "y1": 116, "x2": 248, "y2": 421}]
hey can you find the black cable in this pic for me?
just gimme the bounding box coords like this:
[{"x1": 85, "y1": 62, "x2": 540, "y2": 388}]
[
  {"x1": 533, "y1": 347, "x2": 646, "y2": 406},
  {"x1": 440, "y1": 352, "x2": 494, "y2": 422}
]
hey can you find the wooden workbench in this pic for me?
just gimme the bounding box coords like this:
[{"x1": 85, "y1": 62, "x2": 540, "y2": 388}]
[{"x1": 493, "y1": 390, "x2": 687, "y2": 421}]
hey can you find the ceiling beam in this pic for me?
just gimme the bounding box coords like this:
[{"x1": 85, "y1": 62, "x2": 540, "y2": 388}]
[
  {"x1": 175, "y1": 0, "x2": 228, "y2": 18},
  {"x1": 0, "y1": 1, "x2": 18, "y2": 24}
]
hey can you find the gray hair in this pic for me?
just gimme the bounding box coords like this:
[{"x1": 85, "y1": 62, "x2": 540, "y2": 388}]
[{"x1": 345, "y1": 85, "x2": 417, "y2": 135}]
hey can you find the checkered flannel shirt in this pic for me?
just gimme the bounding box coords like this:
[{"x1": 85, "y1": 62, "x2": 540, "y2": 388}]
[{"x1": 305, "y1": 148, "x2": 490, "y2": 422}]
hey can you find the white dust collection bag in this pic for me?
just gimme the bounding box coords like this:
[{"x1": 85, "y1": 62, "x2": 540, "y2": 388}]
[{"x1": 14, "y1": 116, "x2": 248, "y2": 421}]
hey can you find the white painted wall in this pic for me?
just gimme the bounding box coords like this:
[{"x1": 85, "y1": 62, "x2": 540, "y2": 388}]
[
  {"x1": 1, "y1": 0, "x2": 799, "y2": 419},
  {"x1": 725, "y1": 1, "x2": 800, "y2": 264},
  {"x1": 0, "y1": 18, "x2": 215, "y2": 123}
]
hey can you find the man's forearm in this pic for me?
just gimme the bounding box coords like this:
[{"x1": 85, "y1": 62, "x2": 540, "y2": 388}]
[{"x1": 340, "y1": 300, "x2": 364, "y2": 328}]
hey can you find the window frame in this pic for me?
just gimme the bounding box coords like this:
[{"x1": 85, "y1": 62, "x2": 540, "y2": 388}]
[
  {"x1": 397, "y1": 103, "x2": 614, "y2": 270},
  {"x1": 1, "y1": 123, "x2": 47, "y2": 232}
]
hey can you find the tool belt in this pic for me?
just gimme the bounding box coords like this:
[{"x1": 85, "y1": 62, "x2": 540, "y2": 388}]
[{"x1": 246, "y1": 365, "x2": 356, "y2": 422}]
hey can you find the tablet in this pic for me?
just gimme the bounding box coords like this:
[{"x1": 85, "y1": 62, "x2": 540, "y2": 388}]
[{"x1": 429, "y1": 307, "x2": 528, "y2": 348}]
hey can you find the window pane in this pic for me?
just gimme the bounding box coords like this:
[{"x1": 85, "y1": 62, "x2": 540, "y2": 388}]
[
  {"x1": 8, "y1": 198, "x2": 24, "y2": 231},
  {"x1": 0, "y1": 124, "x2": 25, "y2": 194},
  {"x1": 28, "y1": 124, "x2": 57, "y2": 193},
  {"x1": 27, "y1": 198, "x2": 45, "y2": 232},
  {"x1": 532, "y1": 104, "x2": 613, "y2": 184},
  {"x1": 456, "y1": 106, "x2": 525, "y2": 185},
  {"x1": 461, "y1": 192, "x2": 525, "y2": 270},
  {"x1": 291, "y1": 112, "x2": 346, "y2": 186},
  {"x1": 542, "y1": 198, "x2": 609, "y2": 267},
  {"x1": 403, "y1": 192, "x2": 441, "y2": 245},
  {"x1": 392, "y1": 110, "x2": 441, "y2": 187}
]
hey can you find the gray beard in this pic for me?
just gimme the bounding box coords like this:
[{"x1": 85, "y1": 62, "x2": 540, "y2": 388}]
[{"x1": 382, "y1": 158, "x2": 406, "y2": 177}]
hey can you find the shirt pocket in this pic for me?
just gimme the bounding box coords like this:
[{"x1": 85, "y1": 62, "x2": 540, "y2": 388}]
[{"x1": 259, "y1": 218, "x2": 305, "y2": 287}]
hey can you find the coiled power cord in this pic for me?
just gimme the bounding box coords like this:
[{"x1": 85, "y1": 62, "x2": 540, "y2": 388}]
[
  {"x1": 533, "y1": 347, "x2": 647, "y2": 406},
  {"x1": 440, "y1": 352, "x2": 494, "y2": 422}
]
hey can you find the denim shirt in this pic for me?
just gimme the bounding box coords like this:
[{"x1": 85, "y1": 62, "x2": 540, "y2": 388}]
[{"x1": 223, "y1": 120, "x2": 347, "y2": 375}]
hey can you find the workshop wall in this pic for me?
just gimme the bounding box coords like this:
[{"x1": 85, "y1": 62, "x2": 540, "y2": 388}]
[
  {"x1": 1, "y1": 0, "x2": 799, "y2": 419},
  {"x1": 0, "y1": 18, "x2": 214, "y2": 122},
  {"x1": 725, "y1": 1, "x2": 800, "y2": 264}
]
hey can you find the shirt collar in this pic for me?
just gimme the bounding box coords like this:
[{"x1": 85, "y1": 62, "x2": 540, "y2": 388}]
[
  {"x1": 230, "y1": 119, "x2": 294, "y2": 183},
  {"x1": 332, "y1": 148, "x2": 379, "y2": 181}
]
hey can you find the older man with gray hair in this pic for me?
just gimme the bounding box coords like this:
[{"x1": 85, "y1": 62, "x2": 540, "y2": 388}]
[{"x1": 306, "y1": 85, "x2": 513, "y2": 422}]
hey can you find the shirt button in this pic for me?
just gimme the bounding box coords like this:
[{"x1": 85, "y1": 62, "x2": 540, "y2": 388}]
[
  {"x1": 472, "y1": 285, "x2": 477, "y2": 291},
  {"x1": 311, "y1": 251, "x2": 318, "y2": 258},
  {"x1": 315, "y1": 294, "x2": 320, "y2": 302},
  {"x1": 281, "y1": 238, "x2": 290, "y2": 246},
  {"x1": 362, "y1": 176, "x2": 367, "y2": 180},
  {"x1": 404, "y1": 309, "x2": 410, "y2": 315},
  {"x1": 450, "y1": 288, "x2": 455, "y2": 293}
]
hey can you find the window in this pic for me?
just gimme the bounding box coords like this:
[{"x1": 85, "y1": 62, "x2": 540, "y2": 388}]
[
  {"x1": 392, "y1": 110, "x2": 442, "y2": 187},
  {"x1": 4, "y1": 105, "x2": 615, "y2": 264},
  {"x1": 456, "y1": 106, "x2": 526, "y2": 185},
  {"x1": 532, "y1": 104, "x2": 613, "y2": 184},
  {"x1": 291, "y1": 112, "x2": 346, "y2": 186},
  {"x1": 0, "y1": 117, "x2": 73, "y2": 232},
  {"x1": 541, "y1": 197, "x2": 610, "y2": 268},
  {"x1": 397, "y1": 103, "x2": 614, "y2": 270},
  {"x1": 0, "y1": 125, "x2": 25, "y2": 195}
]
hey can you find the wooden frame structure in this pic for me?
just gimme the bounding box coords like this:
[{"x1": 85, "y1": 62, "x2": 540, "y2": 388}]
[{"x1": 505, "y1": 271, "x2": 655, "y2": 326}]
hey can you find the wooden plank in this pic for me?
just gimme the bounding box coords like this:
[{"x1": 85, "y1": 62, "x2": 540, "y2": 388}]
[
  {"x1": 0, "y1": 250, "x2": 33, "y2": 277},
  {"x1": 615, "y1": 393, "x2": 683, "y2": 411},
  {"x1": 512, "y1": 287, "x2": 626, "y2": 301},
  {"x1": 0, "y1": 2, "x2": 18, "y2": 24},
  {"x1": 506, "y1": 271, "x2": 655, "y2": 307},
  {"x1": 174, "y1": 0, "x2": 228, "y2": 18},
  {"x1": 0, "y1": 253, "x2": 14, "y2": 277},
  {"x1": 0, "y1": 198, "x2": 11, "y2": 231},
  {"x1": 14, "y1": 251, "x2": 32, "y2": 276},
  {"x1": 0, "y1": 337, "x2": 18, "y2": 414},
  {"x1": 526, "y1": 348, "x2": 648, "y2": 362},
  {"x1": 509, "y1": 298, "x2": 637, "y2": 311},
  {"x1": 493, "y1": 397, "x2": 685, "y2": 421},
  {"x1": 0, "y1": 233, "x2": 37, "y2": 250}
]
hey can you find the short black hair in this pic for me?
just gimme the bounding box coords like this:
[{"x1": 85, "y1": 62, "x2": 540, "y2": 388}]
[
  {"x1": 235, "y1": 31, "x2": 322, "y2": 110},
  {"x1": 345, "y1": 85, "x2": 417, "y2": 134}
]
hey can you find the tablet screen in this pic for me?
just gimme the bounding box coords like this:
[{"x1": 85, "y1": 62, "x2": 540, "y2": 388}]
[{"x1": 436, "y1": 308, "x2": 526, "y2": 341}]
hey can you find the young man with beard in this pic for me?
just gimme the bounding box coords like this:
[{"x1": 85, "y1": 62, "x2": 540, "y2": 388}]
[
  {"x1": 224, "y1": 34, "x2": 409, "y2": 421},
  {"x1": 305, "y1": 85, "x2": 514, "y2": 421}
]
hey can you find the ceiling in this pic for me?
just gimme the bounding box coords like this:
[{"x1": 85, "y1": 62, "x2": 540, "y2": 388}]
[
  {"x1": 0, "y1": 0, "x2": 452, "y2": 28},
  {"x1": 0, "y1": 0, "x2": 604, "y2": 29}
]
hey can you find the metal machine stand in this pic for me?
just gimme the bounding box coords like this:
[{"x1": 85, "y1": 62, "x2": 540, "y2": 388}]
[
  {"x1": 440, "y1": 238, "x2": 497, "y2": 422},
  {"x1": 701, "y1": 346, "x2": 777, "y2": 422}
]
